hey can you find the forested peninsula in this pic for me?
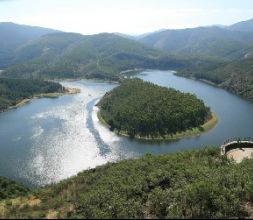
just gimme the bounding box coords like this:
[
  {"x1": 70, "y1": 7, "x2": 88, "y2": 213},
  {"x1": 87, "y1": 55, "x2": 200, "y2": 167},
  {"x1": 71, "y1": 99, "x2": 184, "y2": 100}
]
[
  {"x1": 0, "y1": 78, "x2": 79, "y2": 112},
  {"x1": 97, "y1": 79, "x2": 216, "y2": 140}
]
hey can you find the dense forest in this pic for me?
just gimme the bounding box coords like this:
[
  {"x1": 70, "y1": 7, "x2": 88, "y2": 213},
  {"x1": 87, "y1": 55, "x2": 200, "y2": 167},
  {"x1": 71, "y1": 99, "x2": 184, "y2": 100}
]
[
  {"x1": 0, "y1": 78, "x2": 64, "y2": 111},
  {"x1": 177, "y1": 58, "x2": 253, "y2": 101},
  {"x1": 1, "y1": 147, "x2": 253, "y2": 219},
  {"x1": 0, "y1": 177, "x2": 29, "y2": 200},
  {"x1": 97, "y1": 79, "x2": 211, "y2": 138}
]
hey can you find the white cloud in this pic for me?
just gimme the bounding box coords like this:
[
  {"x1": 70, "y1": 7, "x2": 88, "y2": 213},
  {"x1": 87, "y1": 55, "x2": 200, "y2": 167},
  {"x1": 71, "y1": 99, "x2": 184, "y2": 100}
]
[{"x1": 1, "y1": 0, "x2": 253, "y2": 34}]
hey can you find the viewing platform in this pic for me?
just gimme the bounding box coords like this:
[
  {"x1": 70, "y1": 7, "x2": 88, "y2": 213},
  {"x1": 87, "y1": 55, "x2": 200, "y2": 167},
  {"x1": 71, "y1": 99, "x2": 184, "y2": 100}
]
[{"x1": 221, "y1": 138, "x2": 253, "y2": 163}]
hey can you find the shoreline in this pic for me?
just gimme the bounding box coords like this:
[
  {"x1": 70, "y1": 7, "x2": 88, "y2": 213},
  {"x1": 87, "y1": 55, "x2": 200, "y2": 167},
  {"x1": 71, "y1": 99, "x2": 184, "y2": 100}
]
[
  {"x1": 97, "y1": 111, "x2": 218, "y2": 141},
  {"x1": 3, "y1": 87, "x2": 81, "y2": 112},
  {"x1": 174, "y1": 72, "x2": 221, "y2": 88}
]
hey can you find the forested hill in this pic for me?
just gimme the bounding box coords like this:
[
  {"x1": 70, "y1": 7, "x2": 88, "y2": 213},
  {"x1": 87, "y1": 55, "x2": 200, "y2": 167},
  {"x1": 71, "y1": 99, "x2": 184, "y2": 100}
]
[
  {"x1": 228, "y1": 18, "x2": 253, "y2": 32},
  {"x1": 177, "y1": 58, "x2": 253, "y2": 101},
  {"x1": 0, "y1": 177, "x2": 29, "y2": 200},
  {"x1": 138, "y1": 26, "x2": 253, "y2": 60},
  {"x1": 2, "y1": 32, "x2": 190, "y2": 81},
  {"x1": 2, "y1": 147, "x2": 253, "y2": 219},
  {"x1": 137, "y1": 18, "x2": 253, "y2": 102},
  {"x1": 97, "y1": 78, "x2": 211, "y2": 139},
  {"x1": 0, "y1": 22, "x2": 58, "y2": 68},
  {"x1": 138, "y1": 18, "x2": 253, "y2": 61},
  {"x1": 0, "y1": 78, "x2": 64, "y2": 111}
]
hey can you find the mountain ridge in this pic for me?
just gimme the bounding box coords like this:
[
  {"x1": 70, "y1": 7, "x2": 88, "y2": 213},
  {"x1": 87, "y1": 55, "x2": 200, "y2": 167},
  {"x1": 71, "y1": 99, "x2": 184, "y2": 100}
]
[
  {"x1": 0, "y1": 22, "x2": 59, "y2": 68},
  {"x1": 2, "y1": 32, "x2": 191, "y2": 80}
]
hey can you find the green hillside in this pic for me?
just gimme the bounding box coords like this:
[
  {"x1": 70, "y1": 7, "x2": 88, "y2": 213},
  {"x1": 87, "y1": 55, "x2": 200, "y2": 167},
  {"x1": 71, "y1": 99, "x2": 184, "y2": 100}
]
[
  {"x1": 0, "y1": 22, "x2": 57, "y2": 68},
  {"x1": 2, "y1": 32, "x2": 191, "y2": 80},
  {"x1": 0, "y1": 78, "x2": 64, "y2": 111},
  {"x1": 228, "y1": 18, "x2": 253, "y2": 32},
  {"x1": 178, "y1": 58, "x2": 253, "y2": 101},
  {"x1": 136, "y1": 18, "x2": 253, "y2": 102},
  {"x1": 1, "y1": 147, "x2": 253, "y2": 219},
  {"x1": 139, "y1": 26, "x2": 253, "y2": 60},
  {"x1": 0, "y1": 177, "x2": 29, "y2": 200}
]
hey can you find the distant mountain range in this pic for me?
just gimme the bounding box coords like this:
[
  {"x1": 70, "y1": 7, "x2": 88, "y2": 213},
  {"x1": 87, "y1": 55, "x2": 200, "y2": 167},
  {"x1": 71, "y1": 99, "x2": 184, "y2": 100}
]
[
  {"x1": 138, "y1": 19, "x2": 253, "y2": 60},
  {"x1": 130, "y1": 18, "x2": 253, "y2": 101},
  {"x1": 1, "y1": 28, "x2": 189, "y2": 80},
  {"x1": 0, "y1": 18, "x2": 253, "y2": 100},
  {"x1": 228, "y1": 18, "x2": 253, "y2": 32},
  {"x1": 0, "y1": 22, "x2": 58, "y2": 67}
]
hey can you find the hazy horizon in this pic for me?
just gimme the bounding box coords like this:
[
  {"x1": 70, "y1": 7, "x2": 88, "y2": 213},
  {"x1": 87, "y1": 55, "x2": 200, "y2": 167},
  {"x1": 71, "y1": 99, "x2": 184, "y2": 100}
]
[{"x1": 1, "y1": 0, "x2": 253, "y2": 35}]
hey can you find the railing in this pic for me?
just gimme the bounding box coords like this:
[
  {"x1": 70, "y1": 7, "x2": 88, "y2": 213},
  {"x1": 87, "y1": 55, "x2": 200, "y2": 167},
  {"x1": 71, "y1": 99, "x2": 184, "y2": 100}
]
[
  {"x1": 221, "y1": 139, "x2": 253, "y2": 155},
  {"x1": 222, "y1": 138, "x2": 253, "y2": 146}
]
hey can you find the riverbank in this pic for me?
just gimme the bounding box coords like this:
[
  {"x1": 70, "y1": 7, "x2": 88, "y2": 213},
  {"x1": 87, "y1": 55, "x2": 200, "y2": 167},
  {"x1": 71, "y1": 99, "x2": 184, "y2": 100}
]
[
  {"x1": 97, "y1": 111, "x2": 218, "y2": 141},
  {"x1": 175, "y1": 72, "x2": 253, "y2": 102},
  {"x1": 8, "y1": 87, "x2": 81, "y2": 111},
  {"x1": 174, "y1": 72, "x2": 221, "y2": 88}
]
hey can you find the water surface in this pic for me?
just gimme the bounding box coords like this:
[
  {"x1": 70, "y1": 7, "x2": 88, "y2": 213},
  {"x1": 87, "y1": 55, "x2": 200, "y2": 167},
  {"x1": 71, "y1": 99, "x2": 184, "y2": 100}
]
[{"x1": 0, "y1": 70, "x2": 253, "y2": 187}]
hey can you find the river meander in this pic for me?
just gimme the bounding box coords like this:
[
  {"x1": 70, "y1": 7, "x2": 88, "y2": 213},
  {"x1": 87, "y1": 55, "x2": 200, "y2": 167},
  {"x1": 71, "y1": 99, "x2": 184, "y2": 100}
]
[{"x1": 1, "y1": 70, "x2": 253, "y2": 187}]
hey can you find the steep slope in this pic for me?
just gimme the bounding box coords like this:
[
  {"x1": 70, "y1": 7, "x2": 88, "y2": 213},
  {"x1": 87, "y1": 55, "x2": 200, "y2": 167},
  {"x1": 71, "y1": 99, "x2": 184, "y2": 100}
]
[
  {"x1": 0, "y1": 22, "x2": 58, "y2": 67},
  {"x1": 3, "y1": 33, "x2": 190, "y2": 80},
  {"x1": 229, "y1": 18, "x2": 253, "y2": 32},
  {"x1": 0, "y1": 177, "x2": 29, "y2": 200},
  {"x1": 178, "y1": 58, "x2": 253, "y2": 101},
  {"x1": 139, "y1": 26, "x2": 253, "y2": 60},
  {"x1": 1, "y1": 147, "x2": 253, "y2": 219}
]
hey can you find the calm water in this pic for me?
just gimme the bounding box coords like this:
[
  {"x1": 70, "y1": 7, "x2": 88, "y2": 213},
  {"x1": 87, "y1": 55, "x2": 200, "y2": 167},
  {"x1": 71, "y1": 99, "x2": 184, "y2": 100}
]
[{"x1": 1, "y1": 70, "x2": 253, "y2": 188}]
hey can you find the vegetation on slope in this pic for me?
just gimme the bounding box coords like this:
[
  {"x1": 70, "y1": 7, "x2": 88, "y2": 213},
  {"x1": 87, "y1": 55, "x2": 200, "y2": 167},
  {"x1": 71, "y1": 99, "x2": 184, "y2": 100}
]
[
  {"x1": 137, "y1": 18, "x2": 253, "y2": 102},
  {"x1": 0, "y1": 22, "x2": 57, "y2": 68},
  {"x1": 2, "y1": 32, "x2": 192, "y2": 81},
  {"x1": 0, "y1": 78, "x2": 64, "y2": 111},
  {"x1": 139, "y1": 26, "x2": 253, "y2": 60},
  {"x1": 0, "y1": 177, "x2": 29, "y2": 200},
  {"x1": 177, "y1": 58, "x2": 253, "y2": 101},
  {"x1": 97, "y1": 79, "x2": 211, "y2": 139},
  {"x1": 228, "y1": 18, "x2": 253, "y2": 32},
  {"x1": 2, "y1": 147, "x2": 253, "y2": 218}
]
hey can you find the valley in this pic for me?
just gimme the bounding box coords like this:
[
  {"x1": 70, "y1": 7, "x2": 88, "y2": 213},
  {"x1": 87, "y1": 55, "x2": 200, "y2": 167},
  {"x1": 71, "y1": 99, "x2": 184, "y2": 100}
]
[
  {"x1": 1, "y1": 20, "x2": 253, "y2": 102},
  {"x1": 1, "y1": 70, "x2": 253, "y2": 188},
  {"x1": 1, "y1": 15, "x2": 253, "y2": 219}
]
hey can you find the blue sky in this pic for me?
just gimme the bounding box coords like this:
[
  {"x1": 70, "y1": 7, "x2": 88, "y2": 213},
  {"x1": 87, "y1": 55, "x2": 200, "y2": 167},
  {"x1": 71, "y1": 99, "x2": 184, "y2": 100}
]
[{"x1": 0, "y1": 0, "x2": 253, "y2": 34}]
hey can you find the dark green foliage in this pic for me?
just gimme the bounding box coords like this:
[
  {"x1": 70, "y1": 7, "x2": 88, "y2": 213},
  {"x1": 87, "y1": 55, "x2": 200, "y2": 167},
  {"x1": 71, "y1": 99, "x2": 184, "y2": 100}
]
[
  {"x1": 0, "y1": 177, "x2": 29, "y2": 200},
  {"x1": 178, "y1": 58, "x2": 253, "y2": 101},
  {"x1": 4, "y1": 147, "x2": 253, "y2": 219},
  {"x1": 0, "y1": 78, "x2": 63, "y2": 111},
  {"x1": 98, "y1": 79, "x2": 210, "y2": 138}
]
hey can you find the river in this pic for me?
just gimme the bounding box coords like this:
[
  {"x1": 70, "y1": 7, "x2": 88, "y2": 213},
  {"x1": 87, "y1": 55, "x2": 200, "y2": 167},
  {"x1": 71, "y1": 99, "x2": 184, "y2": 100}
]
[{"x1": 0, "y1": 70, "x2": 253, "y2": 188}]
